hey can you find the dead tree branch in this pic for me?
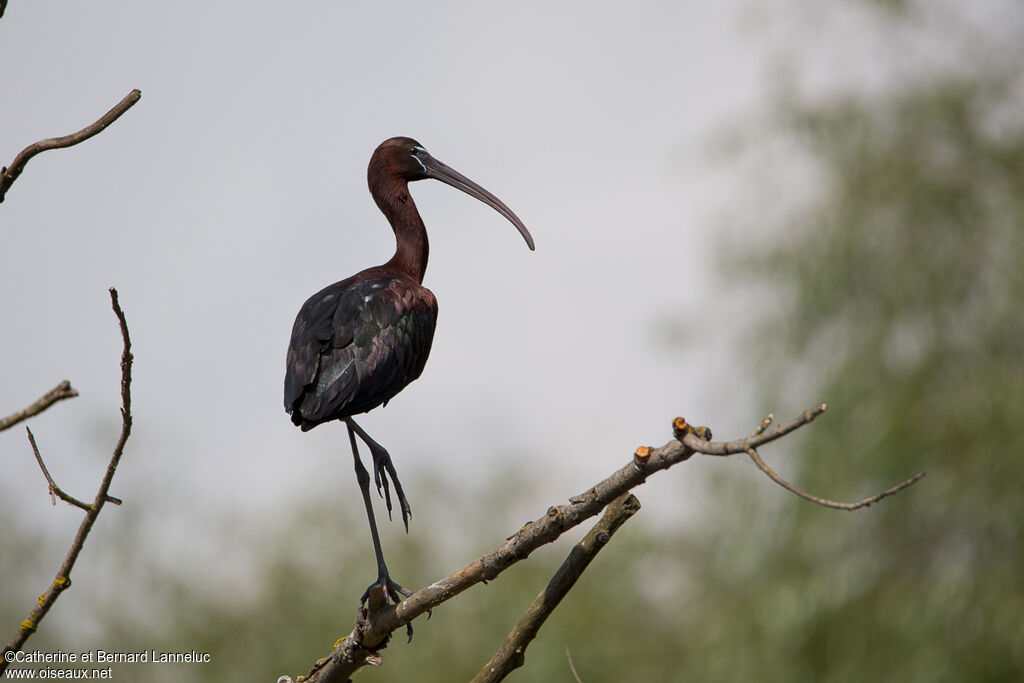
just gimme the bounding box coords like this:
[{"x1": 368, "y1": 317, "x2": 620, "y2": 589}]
[
  {"x1": 288, "y1": 404, "x2": 923, "y2": 682},
  {"x1": 0, "y1": 381, "x2": 78, "y2": 432},
  {"x1": 471, "y1": 493, "x2": 641, "y2": 683},
  {"x1": 1, "y1": 288, "x2": 134, "y2": 672},
  {"x1": 671, "y1": 409, "x2": 926, "y2": 510},
  {"x1": 744, "y1": 444, "x2": 924, "y2": 509},
  {"x1": 25, "y1": 427, "x2": 99, "y2": 510},
  {"x1": 0, "y1": 89, "x2": 141, "y2": 203}
]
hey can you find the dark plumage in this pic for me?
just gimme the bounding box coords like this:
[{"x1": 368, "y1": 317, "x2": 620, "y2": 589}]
[
  {"x1": 285, "y1": 272, "x2": 437, "y2": 429},
  {"x1": 283, "y1": 136, "x2": 534, "y2": 611}
]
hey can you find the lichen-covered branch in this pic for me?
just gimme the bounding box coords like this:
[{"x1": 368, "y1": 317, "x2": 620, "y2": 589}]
[
  {"x1": 1, "y1": 289, "x2": 134, "y2": 672},
  {"x1": 0, "y1": 89, "x2": 141, "y2": 203}
]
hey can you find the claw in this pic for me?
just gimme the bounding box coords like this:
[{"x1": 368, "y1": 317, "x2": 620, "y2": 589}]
[
  {"x1": 379, "y1": 460, "x2": 394, "y2": 519},
  {"x1": 359, "y1": 573, "x2": 412, "y2": 606},
  {"x1": 365, "y1": 441, "x2": 411, "y2": 531},
  {"x1": 379, "y1": 452, "x2": 412, "y2": 531},
  {"x1": 359, "y1": 571, "x2": 418, "y2": 642},
  {"x1": 373, "y1": 459, "x2": 384, "y2": 497}
]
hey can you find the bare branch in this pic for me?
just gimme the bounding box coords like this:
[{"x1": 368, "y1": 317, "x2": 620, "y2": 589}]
[
  {"x1": 471, "y1": 493, "x2": 641, "y2": 683},
  {"x1": 25, "y1": 427, "x2": 92, "y2": 511},
  {"x1": 0, "y1": 381, "x2": 78, "y2": 432},
  {"x1": 2, "y1": 288, "x2": 134, "y2": 669},
  {"x1": 0, "y1": 89, "x2": 141, "y2": 203},
  {"x1": 674, "y1": 404, "x2": 828, "y2": 456},
  {"x1": 745, "y1": 446, "x2": 925, "y2": 510},
  {"x1": 292, "y1": 404, "x2": 922, "y2": 681},
  {"x1": 104, "y1": 287, "x2": 134, "y2": 487},
  {"x1": 676, "y1": 408, "x2": 925, "y2": 510}
]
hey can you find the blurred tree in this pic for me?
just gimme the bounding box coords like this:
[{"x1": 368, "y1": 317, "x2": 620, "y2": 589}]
[{"x1": 688, "y1": 2, "x2": 1024, "y2": 681}]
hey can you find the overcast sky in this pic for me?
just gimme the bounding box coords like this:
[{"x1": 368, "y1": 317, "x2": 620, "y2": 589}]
[{"x1": 1, "y1": 0, "x2": 783, "y2": 526}]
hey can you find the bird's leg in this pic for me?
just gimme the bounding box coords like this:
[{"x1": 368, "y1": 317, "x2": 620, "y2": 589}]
[
  {"x1": 345, "y1": 418, "x2": 412, "y2": 532},
  {"x1": 345, "y1": 422, "x2": 416, "y2": 626}
]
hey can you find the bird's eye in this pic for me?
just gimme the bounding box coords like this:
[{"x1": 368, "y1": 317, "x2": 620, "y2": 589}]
[{"x1": 410, "y1": 147, "x2": 428, "y2": 172}]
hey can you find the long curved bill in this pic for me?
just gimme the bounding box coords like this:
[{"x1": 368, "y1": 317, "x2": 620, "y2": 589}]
[{"x1": 417, "y1": 151, "x2": 536, "y2": 251}]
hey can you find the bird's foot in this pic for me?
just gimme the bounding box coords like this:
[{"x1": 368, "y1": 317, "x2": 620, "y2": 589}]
[
  {"x1": 359, "y1": 571, "x2": 417, "y2": 642},
  {"x1": 367, "y1": 442, "x2": 413, "y2": 531},
  {"x1": 360, "y1": 572, "x2": 413, "y2": 607}
]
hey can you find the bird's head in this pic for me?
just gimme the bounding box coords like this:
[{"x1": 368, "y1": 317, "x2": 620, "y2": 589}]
[
  {"x1": 370, "y1": 136, "x2": 432, "y2": 181},
  {"x1": 369, "y1": 137, "x2": 535, "y2": 250}
]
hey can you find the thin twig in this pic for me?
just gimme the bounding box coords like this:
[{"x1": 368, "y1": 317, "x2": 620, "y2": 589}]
[
  {"x1": 677, "y1": 408, "x2": 925, "y2": 510},
  {"x1": 566, "y1": 647, "x2": 584, "y2": 683},
  {"x1": 0, "y1": 89, "x2": 141, "y2": 203},
  {"x1": 745, "y1": 446, "x2": 925, "y2": 510},
  {"x1": 103, "y1": 287, "x2": 134, "y2": 493},
  {"x1": 25, "y1": 427, "x2": 92, "y2": 511},
  {"x1": 751, "y1": 413, "x2": 774, "y2": 437},
  {"x1": 471, "y1": 494, "x2": 640, "y2": 683},
  {"x1": 677, "y1": 404, "x2": 828, "y2": 456},
  {"x1": 0, "y1": 381, "x2": 78, "y2": 432},
  {"x1": 2, "y1": 289, "x2": 133, "y2": 671}
]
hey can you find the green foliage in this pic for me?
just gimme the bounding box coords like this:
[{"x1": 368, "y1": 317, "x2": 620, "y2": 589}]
[{"x1": 704, "y1": 38, "x2": 1024, "y2": 683}]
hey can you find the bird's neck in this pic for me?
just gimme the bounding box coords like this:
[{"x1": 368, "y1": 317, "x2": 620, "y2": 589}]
[{"x1": 373, "y1": 179, "x2": 429, "y2": 284}]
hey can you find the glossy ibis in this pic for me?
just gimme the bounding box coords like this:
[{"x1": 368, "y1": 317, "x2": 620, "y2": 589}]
[{"x1": 284, "y1": 137, "x2": 534, "y2": 610}]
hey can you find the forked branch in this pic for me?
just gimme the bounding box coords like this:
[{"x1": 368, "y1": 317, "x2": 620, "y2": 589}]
[
  {"x1": 1, "y1": 288, "x2": 134, "y2": 672},
  {"x1": 288, "y1": 403, "x2": 923, "y2": 683},
  {"x1": 671, "y1": 408, "x2": 926, "y2": 510},
  {"x1": 25, "y1": 427, "x2": 103, "y2": 511}
]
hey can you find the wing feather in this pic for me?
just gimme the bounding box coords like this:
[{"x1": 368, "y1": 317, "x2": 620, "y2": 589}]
[{"x1": 284, "y1": 271, "x2": 437, "y2": 429}]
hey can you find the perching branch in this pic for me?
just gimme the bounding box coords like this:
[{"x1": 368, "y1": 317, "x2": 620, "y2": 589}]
[
  {"x1": 470, "y1": 493, "x2": 641, "y2": 683},
  {"x1": 1, "y1": 288, "x2": 134, "y2": 672},
  {"x1": 0, "y1": 89, "x2": 141, "y2": 203},
  {"x1": 0, "y1": 381, "x2": 78, "y2": 432},
  {"x1": 289, "y1": 404, "x2": 923, "y2": 682}
]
